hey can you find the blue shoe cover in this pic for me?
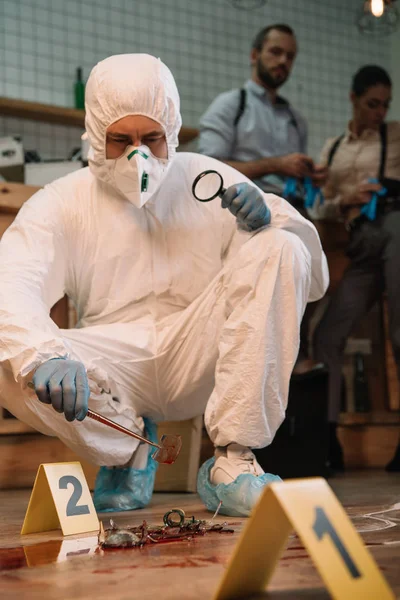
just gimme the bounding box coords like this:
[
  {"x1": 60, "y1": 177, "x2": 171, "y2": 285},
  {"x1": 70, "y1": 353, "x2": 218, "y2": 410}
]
[
  {"x1": 197, "y1": 457, "x2": 282, "y2": 517},
  {"x1": 93, "y1": 418, "x2": 159, "y2": 513}
]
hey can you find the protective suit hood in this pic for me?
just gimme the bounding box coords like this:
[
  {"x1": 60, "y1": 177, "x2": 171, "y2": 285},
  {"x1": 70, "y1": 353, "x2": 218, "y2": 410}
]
[{"x1": 85, "y1": 54, "x2": 182, "y2": 195}]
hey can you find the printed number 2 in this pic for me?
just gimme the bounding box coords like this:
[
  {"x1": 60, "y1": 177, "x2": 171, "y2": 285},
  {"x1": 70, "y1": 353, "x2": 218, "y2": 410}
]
[
  {"x1": 313, "y1": 507, "x2": 361, "y2": 579},
  {"x1": 59, "y1": 475, "x2": 90, "y2": 517}
]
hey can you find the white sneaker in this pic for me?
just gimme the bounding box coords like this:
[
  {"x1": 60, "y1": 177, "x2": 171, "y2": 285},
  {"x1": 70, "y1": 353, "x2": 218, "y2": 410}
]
[{"x1": 210, "y1": 443, "x2": 265, "y2": 485}]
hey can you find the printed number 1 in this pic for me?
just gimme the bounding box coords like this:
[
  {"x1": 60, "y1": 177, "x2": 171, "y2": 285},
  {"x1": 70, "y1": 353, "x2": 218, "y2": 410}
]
[
  {"x1": 313, "y1": 506, "x2": 361, "y2": 579},
  {"x1": 59, "y1": 475, "x2": 90, "y2": 517}
]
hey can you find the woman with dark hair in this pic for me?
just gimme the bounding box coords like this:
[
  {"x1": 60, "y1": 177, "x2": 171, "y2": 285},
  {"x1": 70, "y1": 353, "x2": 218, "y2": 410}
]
[{"x1": 312, "y1": 65, "x2": 400, "y2": 472}]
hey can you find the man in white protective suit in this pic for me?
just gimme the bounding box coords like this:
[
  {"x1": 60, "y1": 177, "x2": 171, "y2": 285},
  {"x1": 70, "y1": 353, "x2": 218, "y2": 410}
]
[{"x1": 0, "y1": 54, "x2": 329, "y2": 517}]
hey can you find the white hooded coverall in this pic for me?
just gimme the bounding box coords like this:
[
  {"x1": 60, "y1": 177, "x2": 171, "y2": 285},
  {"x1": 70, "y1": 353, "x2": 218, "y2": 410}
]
[{"x1": 0, "y1": 55, "x2": 329, "y2": 466}]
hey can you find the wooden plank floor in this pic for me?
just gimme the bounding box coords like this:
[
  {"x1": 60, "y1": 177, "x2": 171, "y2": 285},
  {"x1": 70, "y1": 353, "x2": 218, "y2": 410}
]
[{"x1": 0, "y1": 471, "x2": 399, "y2": 599}]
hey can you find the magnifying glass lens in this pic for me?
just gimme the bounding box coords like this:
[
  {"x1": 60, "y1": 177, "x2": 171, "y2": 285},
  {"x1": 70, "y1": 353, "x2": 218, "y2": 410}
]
[{"x1": 192, "y1": 170, "x2": 224, "y2": 202}]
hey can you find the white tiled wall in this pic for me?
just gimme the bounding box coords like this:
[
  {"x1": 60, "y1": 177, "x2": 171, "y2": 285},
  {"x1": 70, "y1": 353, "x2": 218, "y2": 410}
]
[
  {"x1": 0, "y1": 0, "x2": 392, "y2": 161},
  {"x1": 390, "y1": 32, "x2": 400, "y2": 120}
]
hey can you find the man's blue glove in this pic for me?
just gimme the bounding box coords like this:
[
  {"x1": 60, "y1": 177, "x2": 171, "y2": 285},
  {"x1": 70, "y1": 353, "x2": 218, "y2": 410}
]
[
  {"x1": 221, "y1": 183, "x2": 271, "y2": 231},
  {"x1": 32, "y1": 358, "x2": 90, "y2": 422}
]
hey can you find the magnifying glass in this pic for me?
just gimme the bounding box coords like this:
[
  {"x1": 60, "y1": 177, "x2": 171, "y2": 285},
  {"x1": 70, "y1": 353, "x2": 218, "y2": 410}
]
[{"x1": 192, "y1": 170, "x2": 226, "y2": 202}]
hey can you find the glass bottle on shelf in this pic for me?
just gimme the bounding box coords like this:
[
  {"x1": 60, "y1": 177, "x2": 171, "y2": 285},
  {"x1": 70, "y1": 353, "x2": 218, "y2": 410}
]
[{"x1": 74, "y1": 67, "x2": 85, "y2": 110}]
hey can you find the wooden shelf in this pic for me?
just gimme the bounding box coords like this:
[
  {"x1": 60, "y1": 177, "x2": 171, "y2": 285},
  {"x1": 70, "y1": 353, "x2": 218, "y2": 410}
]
[
  {"x1": 0, "y1": 96, "x2": 198, "y2": 144},
  {"x1": 0, "y1": 97, "x2": 85, "y2": 127},
  {"x1": 339, "y1": 411, "x2": 400, "y2": 426}
]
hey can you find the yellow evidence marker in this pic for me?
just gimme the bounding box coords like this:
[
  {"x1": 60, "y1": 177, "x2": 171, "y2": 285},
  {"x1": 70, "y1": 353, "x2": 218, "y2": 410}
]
[
  {"x1": 21, "y1": 462, "x2": 99, "y2": 536},
  {"x1": 213, "y1": 477, "x2": 394, "y2": 600}
]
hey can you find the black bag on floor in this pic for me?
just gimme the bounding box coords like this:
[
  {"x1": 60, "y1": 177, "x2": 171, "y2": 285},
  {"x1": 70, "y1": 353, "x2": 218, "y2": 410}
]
[{"x1": 254, "y1": 369, "x2": 330, "y2": 479}]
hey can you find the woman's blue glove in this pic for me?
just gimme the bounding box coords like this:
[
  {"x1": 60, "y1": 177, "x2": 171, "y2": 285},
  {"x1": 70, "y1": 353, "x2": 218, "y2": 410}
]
[
  {"x1": 360, "y1": 177, "x2": 387, "y2": 221},
  {"x1": 32, "y1": 358, "x2": 90, "y2": 422},
  {"x1": 221, "y1": 183, "x2": 271, "y2": 231}
]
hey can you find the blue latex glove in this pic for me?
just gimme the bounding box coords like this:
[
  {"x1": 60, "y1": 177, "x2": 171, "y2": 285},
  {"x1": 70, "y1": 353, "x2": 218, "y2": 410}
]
[
  {"x1": 197, "y1": 457, "x2": 282, "y2": 517},
  {"x1": 221, "y1": 183, "x2": 271, "y2": 231},
  {"x1": 360, "y1": 178, "x2": 387, "y2": 221},
  {"x1": 32, "y1": 358, "x2": 90, "y2": 422}
]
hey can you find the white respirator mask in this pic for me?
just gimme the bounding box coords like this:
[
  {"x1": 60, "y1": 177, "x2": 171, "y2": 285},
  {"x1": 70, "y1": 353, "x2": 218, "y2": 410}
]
[{"x1": 112, "y1": 145, "x2": 170, "y2": 208}]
